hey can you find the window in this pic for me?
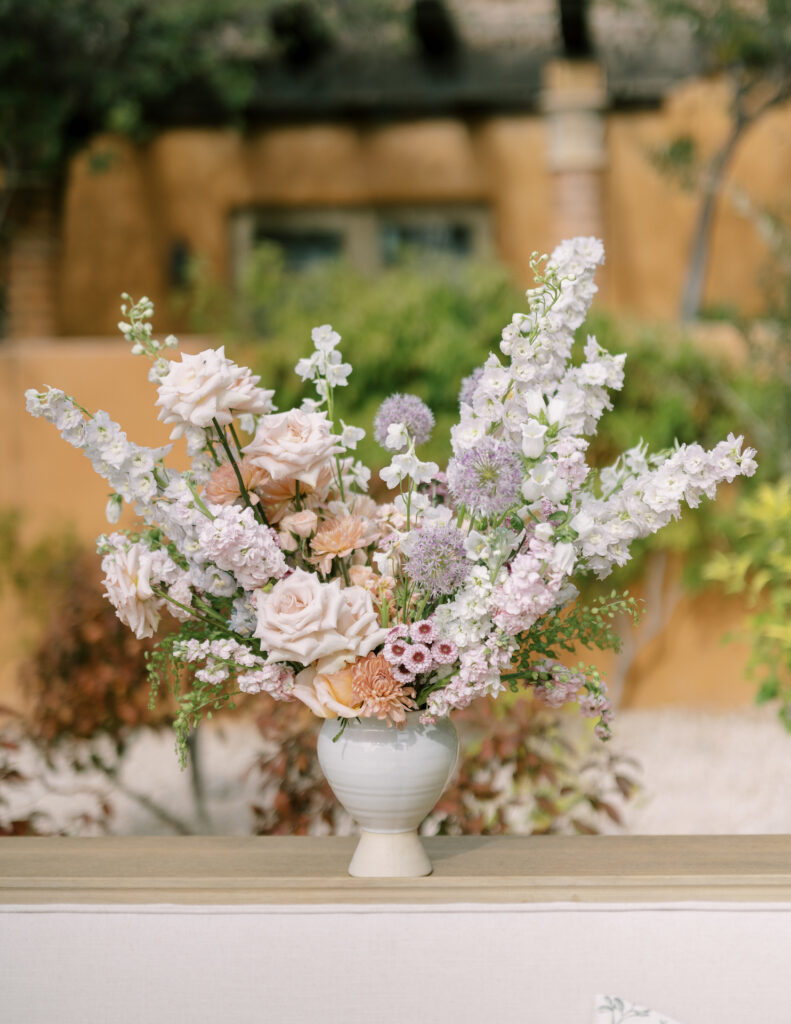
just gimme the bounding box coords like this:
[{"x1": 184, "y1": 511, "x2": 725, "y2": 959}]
[{"x1": 230, "y1": 204, "x2": 492, "y2": 284}]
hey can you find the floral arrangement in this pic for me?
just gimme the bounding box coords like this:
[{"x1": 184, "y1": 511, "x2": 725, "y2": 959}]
[{"x1": 25, "y1": 237, "x2": 757, "y2": 764}]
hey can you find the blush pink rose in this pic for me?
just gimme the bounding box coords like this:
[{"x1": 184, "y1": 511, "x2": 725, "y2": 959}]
[
  {"x1": 253, "y1": 569, "x2": 387, "y2": 671},
  {"x1": 243, "y1": 409, "x2": 342, "y2": 490}
]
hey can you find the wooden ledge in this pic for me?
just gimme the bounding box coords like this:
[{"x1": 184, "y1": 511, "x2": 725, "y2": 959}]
[{"x1": 2, "y1": 835, "x2": 791, "y2": 905}]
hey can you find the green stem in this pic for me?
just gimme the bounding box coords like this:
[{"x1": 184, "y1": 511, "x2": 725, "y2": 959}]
[
  {"x1": 204, "y1": 435, "x2": 222, "y2": 467},
  {"x1": 184, "y1": 476, "x2": 214, "y2": 520},
  {"x1": 212, "y1": 418, "x2": 266, "y2": 525},
  {"x1": 151, "y1": 586, "x2": 224, "y2": 627},
  {"x1": 228, "y1": 422, "x2": 245, "y2": 458},
  {"x1": 334, "y1": 453, "x2": 347, "y2": 502}
]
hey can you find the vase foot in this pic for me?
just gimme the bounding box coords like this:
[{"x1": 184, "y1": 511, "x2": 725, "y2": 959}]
[{"x1": 348, "y1": 829, "x2": 432, "y2": 878}]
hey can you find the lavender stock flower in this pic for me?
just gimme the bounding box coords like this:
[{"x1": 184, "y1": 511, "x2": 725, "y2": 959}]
[
  {"x1": 373, "y1": 393, "x2": 434, "y2": 450},
  {"x1": 405, "y1": 523, "x2": 469, "y2": 597},
  {"x1": 447, "y1": 437, "x2": 522, "y2": 516}
]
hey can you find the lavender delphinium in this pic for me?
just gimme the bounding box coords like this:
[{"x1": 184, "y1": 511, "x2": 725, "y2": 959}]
[
  {"x1": 447, "y1": 437, "x2": 522, "y2": 516},
  {"x1": 373, "y1": 393, "x2": 434, "y2": 450},
  {"x1": 405, "y1": 523, "x2": 469, "y2": 597},
  {"x1": 458, "y1": 367, "x2": 484, "y2": 408}
]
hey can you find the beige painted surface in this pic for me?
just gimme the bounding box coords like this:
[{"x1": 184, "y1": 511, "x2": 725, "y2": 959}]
[{"x1": 2, "y1": 834, "x2": 791, "y2": 904}]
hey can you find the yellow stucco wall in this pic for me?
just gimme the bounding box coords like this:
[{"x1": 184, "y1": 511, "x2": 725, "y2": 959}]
[
  {"x1": 52, "y1": 77, "x2": 791, "y2": 336},
  {"x1": 58, "y1": 116, "x2": 553, "y2": 336}
]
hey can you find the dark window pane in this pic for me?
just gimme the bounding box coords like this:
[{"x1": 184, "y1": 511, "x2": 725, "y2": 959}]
[
  {"x1": 253, "y1": 227, "x2": 344, "y2": 271},
  {"x1": 379, "y1": 222, "x2": 472, "y2": 265}
]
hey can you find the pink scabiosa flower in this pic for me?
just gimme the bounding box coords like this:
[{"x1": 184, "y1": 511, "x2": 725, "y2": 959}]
[
  {"x1": 409, "y1": 618, "x2": 438, "y2": 644},
  {"x1": 384, "y1": 637, "x2": 410, "y2": 665},
  {"x1": 432, "y1": 638, "x2": 458, "y2": 665},
  {"x1": 390, "y1": 663, "x2": 416, "y2": 684},
  {"x1": 386, "y1": 624, "x2": 409, "y2": 642},
  {"x1": 403, "y1": 642, "x2": 432, "y2": 675},
  {"x1": 373, "y1": 393, "x2": 434, "y2": 450},
  {"x1": 351, "y1": 653, "x2": 417, "y2": 726}
]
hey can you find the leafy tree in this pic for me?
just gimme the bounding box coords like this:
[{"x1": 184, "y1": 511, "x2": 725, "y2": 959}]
[
  {"x1": 644, "y1": 0, "x2": 791, "y2": 319},
  {"x1": 0, "y1": 0, "x2": 267, "y2": 230}
]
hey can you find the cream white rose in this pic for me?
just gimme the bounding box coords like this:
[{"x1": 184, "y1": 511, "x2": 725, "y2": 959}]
[
  {"x1": 156, "y1": 346, "x2": 274, "y2": 439},
  {"x1": 243, "y1": 409, "x2": 342, "y2": 489},
  {"x1": 253, "y1": 569, "x2": 387, "y2": 670}
]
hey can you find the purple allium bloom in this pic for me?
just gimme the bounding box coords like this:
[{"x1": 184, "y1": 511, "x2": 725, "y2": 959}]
[
  {"x1": 458, "y1": 367, "x2": 484, "y2": 408},
  {"x1": 405, "y1": 524, "x2": 469, "y2": 597},
  {"x1": 447, "y1": 437, "x2": 522, "y2": 516},
  {"x1": 373, "y1": 393, "x2": 434, "y2": 449}
]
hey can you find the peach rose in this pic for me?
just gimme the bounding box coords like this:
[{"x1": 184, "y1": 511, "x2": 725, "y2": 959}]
[
  {"x1": 280, "y1": 510, "x2": 318, "y2": 539},
  {"x1": 278, "y1": 510, "x2": 319, "y2": 552},
  {"x1": 291, "y1": 666, "x2": 362, "y2": 719},
  {"x1": 243, "y1": 409, "x2": 342, "y2": 490},
  {"x1": 253, "y1": 569, "x2": 387, "y2": 672}
]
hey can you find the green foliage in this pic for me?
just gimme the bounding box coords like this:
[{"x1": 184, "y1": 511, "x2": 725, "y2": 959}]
[
  {"x1": 0, "y1": 0, "x2": 265, "y2": 184},
  {"x1": 0, "y1": 511, "x2": 81, "y2": 618},
  {"x1": 183, "y1": 246, "x2": 526, "y2": 471},
  {"x1": 647, "y1": 0, "x2": 791, "y2": 74},
  {"x1": 704, "y1": 480, "x2": 791, "y2": 728}
]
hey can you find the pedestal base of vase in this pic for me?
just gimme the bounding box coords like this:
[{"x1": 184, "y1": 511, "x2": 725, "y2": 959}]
[
  {"x1": 348, "y1": 828, "x2": 432, "y2": 878},
  {"x1": 316, "y1": 712, "x2": 458, "y2": 879}
]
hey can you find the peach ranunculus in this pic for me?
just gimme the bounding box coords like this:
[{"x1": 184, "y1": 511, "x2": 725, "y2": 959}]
[
  {"x1": 309, "y1": 515, "x2": 369, "y2": 574},
  {"x1": 204, "y1": 457, "x2": 269, "y2": 506},
  {"x1": 291, "y1": 666, "x2": 362, "y2": 719},
  {"x1": 253, "y1": 568, "x2": 387, "y2": 673},
  {"x1": 280, "y1": 509, "x2": 319, "y2": 539},
  {"x1": 242, "y1": 409, "x2": 342, "y2": 490}
]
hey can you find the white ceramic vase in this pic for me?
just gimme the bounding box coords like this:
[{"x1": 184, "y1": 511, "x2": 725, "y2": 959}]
[{"x1": 316, "y1": 712, "x2": 459, "y2": 878}]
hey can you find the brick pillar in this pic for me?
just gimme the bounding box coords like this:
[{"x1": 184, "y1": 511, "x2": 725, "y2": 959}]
[
  {"x1": 6, "y1": 189, "x2": 59, "y2": 338},
  {"x1": 541, "y1": 59, "x2": 607, "y2": 255}
]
